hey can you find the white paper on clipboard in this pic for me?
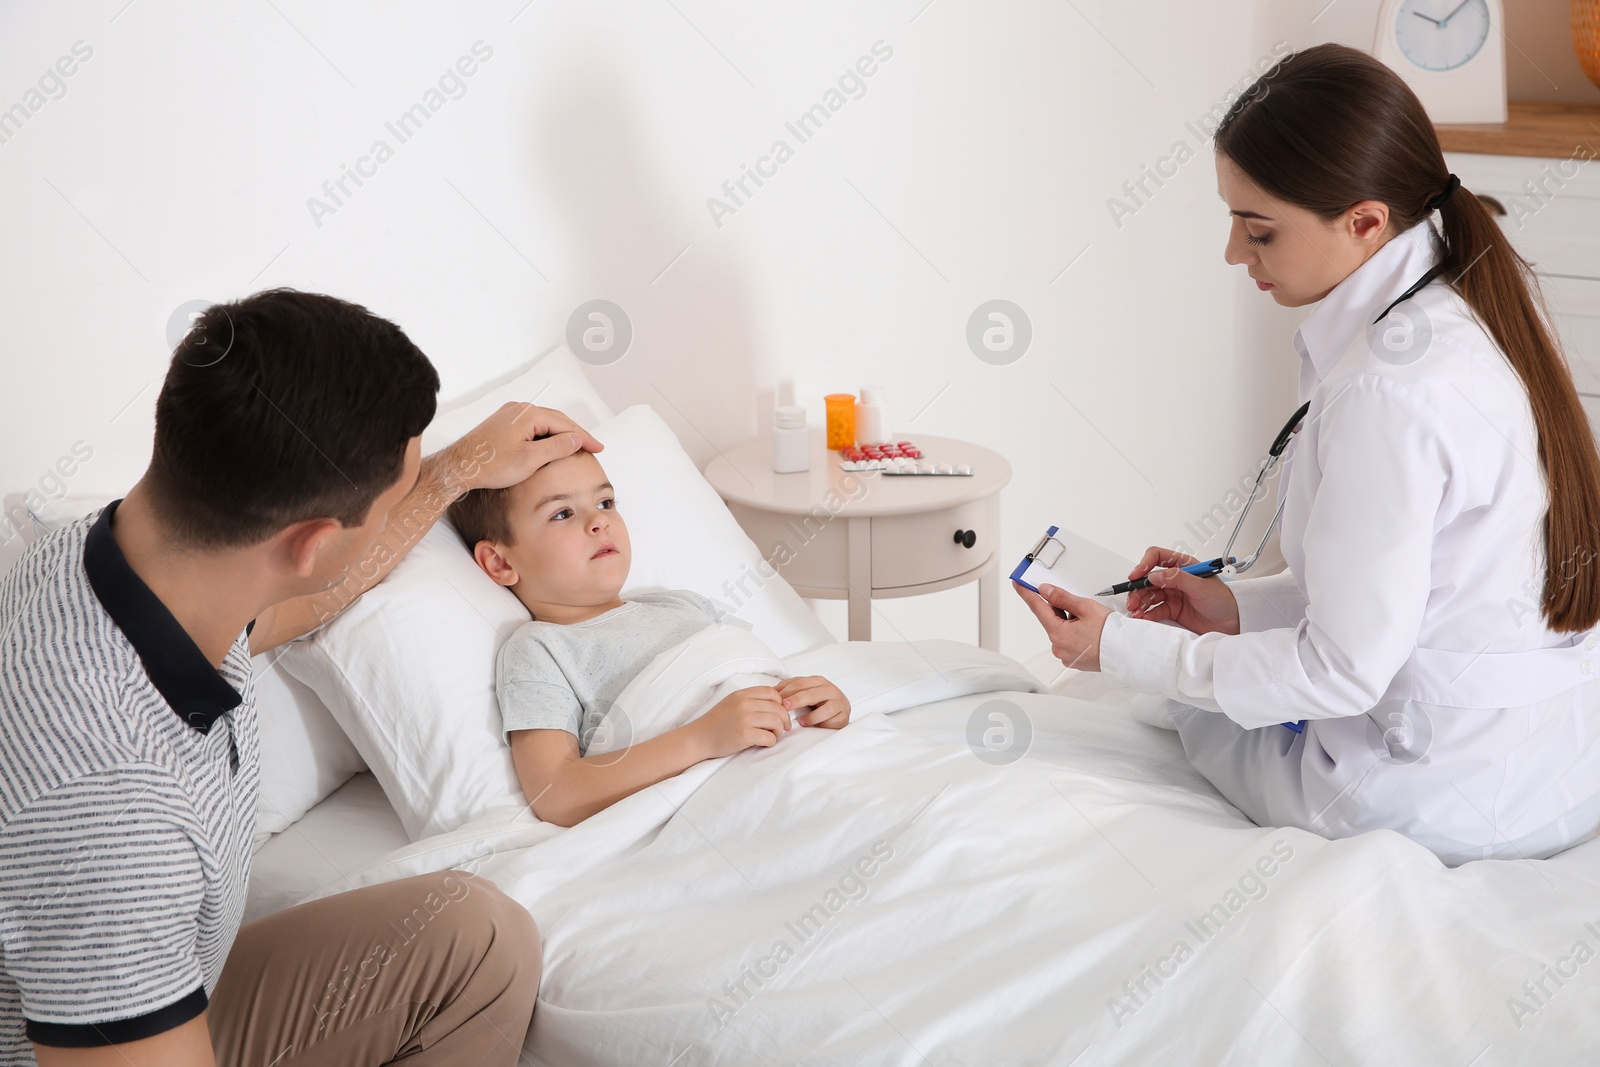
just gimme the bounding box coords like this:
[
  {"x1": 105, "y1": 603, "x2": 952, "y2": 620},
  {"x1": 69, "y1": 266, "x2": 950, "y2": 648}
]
[{"x1": 1010, "y1": 525, "x2": 1136, "y2": 601}]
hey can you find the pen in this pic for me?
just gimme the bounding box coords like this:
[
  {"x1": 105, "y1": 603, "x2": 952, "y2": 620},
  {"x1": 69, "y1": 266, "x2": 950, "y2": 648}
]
[{"x1": 1095, "y1": 556, "x2": 1236, "y2": 597}]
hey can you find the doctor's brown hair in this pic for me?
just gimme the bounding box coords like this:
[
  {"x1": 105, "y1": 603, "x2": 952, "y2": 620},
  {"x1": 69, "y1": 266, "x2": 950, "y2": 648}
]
[{"x1": 1215, "y1": 43, "x2": 1600, "y2": 634}]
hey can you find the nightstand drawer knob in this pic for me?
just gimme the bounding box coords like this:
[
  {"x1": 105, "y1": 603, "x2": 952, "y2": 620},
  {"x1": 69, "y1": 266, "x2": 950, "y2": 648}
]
[{"x1": 953, "y1": 529, "x2": 977, "y2": 549}]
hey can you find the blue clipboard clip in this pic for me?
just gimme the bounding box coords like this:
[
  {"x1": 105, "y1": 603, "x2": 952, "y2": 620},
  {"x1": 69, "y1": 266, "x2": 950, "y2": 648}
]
[{"x1": 1008, "y1": 526, "x2": 1064, "y2": 594}]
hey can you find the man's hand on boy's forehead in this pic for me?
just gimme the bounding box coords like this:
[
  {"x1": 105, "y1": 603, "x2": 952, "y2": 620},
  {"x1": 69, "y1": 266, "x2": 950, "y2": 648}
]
[{"x1": 440, "y1": 402, "x2": 605, "y2": 494}]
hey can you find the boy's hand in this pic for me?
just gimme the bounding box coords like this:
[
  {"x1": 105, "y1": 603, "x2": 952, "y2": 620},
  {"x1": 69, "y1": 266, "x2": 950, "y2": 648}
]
[
  {"x1": 776, "y1": 675, "x2": 851, "y2": 729},
  {"x1": 694, "y1": 686, "x2": 792, "y2": 759}
]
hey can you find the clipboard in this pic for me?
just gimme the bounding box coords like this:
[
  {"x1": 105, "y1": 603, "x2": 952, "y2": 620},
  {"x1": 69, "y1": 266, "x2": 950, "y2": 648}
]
[{"x1": 1010, "y1": 525, "x2": 1135, "y2": 600}]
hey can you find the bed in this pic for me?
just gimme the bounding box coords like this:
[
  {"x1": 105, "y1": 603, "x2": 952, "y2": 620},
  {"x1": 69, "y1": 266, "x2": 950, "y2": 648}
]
[
  {"x1": 250, "y1": 672, "x2": 1600, "y2": 1065},
  {"x1": 36, "y1": 345, "x2": 1600, "y2": 1064}
]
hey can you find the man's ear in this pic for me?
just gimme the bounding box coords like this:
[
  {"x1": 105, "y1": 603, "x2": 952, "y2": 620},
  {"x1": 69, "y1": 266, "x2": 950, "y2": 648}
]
[
  {"x1": 473, "y1": 540, "x2": 519, "y2": 587},
  {"x1": 278, "y1": 518, "x2": 344, "y2": 579}
]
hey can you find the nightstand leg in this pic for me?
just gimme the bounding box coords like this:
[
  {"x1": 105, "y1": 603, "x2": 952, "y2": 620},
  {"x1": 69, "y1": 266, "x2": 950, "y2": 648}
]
[
  {"x1": 978, "y1": 555, "x2": 999, "y2": 651},
  {"x1": 847, "y1": 516, "x2": 872, "y2": 642}
]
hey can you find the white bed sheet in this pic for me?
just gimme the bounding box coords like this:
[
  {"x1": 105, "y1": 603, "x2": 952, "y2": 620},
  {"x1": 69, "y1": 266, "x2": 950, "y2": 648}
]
[
  {"x1": 245, "y1": 772, "x2": 410, "y2": 924},
  {"x1": 290, "y1": 684, "x2": 1600, "y2": 1066}
]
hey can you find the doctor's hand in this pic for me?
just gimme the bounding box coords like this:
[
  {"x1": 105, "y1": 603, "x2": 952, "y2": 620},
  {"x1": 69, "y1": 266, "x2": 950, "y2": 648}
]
[
  {"x1": 1125, "y1": 547, "x2": 1240, "y2": 636},
  {"x1": 1013, "y1": 581, "x2": 1111, "y2": 673},
  {"x1": 436, "y1": 403, "x2": 605, "y2": 495}
]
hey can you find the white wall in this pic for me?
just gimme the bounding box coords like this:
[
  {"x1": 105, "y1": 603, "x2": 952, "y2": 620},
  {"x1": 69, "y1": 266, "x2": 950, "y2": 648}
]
[{"x1": 0, "y1": 0, "x2": 1312, "y2": 664}]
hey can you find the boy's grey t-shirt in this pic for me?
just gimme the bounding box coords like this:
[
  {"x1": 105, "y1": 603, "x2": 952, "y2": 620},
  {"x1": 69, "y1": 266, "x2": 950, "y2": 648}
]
[{"x1": 496, "y1": 590, "x2": 751, "y2": 753}]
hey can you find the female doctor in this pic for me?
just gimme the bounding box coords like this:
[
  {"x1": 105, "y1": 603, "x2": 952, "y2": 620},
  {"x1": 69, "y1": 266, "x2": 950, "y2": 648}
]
[{"x1": 1018, "y1": 43, "x2": 1600, "y2": 865}]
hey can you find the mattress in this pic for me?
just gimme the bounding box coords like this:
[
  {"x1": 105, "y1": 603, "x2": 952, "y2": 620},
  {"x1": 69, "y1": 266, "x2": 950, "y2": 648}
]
[{"x1": 244, "y1": 771, "x2": 411, "y2": 924}]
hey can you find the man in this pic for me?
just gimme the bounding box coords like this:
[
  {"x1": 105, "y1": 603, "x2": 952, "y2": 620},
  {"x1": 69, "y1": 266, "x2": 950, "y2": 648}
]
[{"x1": 0, "y1": 289, "x2": 603, "y2": 1066}]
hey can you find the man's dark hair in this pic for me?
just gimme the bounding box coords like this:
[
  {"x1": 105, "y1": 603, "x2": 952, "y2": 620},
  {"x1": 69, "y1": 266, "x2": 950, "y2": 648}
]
[{"x1": 144, "y1": 288, "x2": 440, "y2": 548}]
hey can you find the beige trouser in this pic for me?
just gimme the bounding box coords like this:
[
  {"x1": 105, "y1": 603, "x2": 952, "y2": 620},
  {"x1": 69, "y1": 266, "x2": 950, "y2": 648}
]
[{"x1": 210, "y1": 871, "x2": 541, "y2": 1066}]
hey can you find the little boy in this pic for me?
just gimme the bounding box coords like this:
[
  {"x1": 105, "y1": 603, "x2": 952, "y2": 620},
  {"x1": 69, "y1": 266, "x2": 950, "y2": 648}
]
[{"x1": 448, "y1": 445, "x2": 850, "y2": 826}]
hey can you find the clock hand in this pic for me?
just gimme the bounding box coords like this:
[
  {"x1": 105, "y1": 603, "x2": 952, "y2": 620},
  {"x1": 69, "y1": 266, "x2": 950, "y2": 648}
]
[
  {"x1": 1413, "y1": 9, "x2": 1444, "y2": 27},
  {"x1": 1437, "y1": 0, "x2": 1473, "y2": 25}
]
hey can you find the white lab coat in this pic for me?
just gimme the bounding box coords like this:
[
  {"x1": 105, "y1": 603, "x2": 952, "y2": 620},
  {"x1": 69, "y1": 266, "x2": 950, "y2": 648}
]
[{"x1": 1099, "y1": 219, "x2": 1600, "y2": 864}]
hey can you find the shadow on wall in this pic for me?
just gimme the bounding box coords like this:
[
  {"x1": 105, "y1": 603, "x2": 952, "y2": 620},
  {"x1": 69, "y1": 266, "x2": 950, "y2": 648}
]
[{"x1": 530, "y1": 68, "x2": 763, "y2": 460}]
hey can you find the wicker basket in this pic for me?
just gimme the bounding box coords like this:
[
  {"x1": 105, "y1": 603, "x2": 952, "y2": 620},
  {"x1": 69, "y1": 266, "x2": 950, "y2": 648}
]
[{"x1": 1578, "y1": 0, "x2": 1600, "y2": 89}]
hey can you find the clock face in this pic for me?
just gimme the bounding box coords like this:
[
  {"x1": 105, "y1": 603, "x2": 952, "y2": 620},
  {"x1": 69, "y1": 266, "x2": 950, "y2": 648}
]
[{"x1": 1395, "y1": 0, "x2": 1491, "y2": 72}]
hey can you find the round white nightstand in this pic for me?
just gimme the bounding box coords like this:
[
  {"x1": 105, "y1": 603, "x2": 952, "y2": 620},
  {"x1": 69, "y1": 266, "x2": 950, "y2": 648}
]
[{"x1": 703, "y1": 432, "x2": 1012, "y2": 649}]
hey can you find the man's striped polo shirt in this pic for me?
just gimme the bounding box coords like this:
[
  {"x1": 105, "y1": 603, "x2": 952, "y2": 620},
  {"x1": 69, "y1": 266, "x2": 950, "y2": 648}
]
[{"x1": 0, "y1": 500, "x2": 257, "y2": 1062}]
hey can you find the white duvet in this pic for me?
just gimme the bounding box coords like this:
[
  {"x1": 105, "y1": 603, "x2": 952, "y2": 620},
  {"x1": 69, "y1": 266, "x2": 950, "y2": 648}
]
[{"x1": 307, "y1": 630, "x2": 1600, "y2": 1065}]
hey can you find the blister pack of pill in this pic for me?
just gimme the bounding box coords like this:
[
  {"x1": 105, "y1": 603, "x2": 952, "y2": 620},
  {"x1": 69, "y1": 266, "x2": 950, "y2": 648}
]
[
  {"x1": 839, "y1": 441, "x2": 923, "y2": 461},
  {"x1": 839, "y1": 457, "x2": 973, "y2": 476}
]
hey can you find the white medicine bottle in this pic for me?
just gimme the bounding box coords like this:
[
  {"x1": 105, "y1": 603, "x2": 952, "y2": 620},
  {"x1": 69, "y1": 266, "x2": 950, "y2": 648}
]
[
  {"x1": 772, "y1": 405, "x2": 810, "y2": 473},
  {"x1": 856, "y1": 385, "x2": 889, "y2": 445}
]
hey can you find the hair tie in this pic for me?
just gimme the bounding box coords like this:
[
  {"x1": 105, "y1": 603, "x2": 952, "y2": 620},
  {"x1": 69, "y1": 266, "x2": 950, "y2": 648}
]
[{"x1": 1427, "y1": 173, "x2": 1460, "y2": 211}]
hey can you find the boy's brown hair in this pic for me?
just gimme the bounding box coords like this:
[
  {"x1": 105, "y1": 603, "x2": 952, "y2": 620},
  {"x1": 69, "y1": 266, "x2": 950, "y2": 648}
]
[
  {"x1": 446, "y1": 430, "x2": 556, "y2": 550},
  {"x1": 447, "y1": 486, "x2": 515, "y2": 550}
]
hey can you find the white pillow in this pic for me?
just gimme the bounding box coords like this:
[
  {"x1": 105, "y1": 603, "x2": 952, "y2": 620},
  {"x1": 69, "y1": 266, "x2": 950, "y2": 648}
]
[
  {"x1": 24, "y1": 495, "x2": 114, "y2": 539},
  {"x1": 19, "y1": 494, "x2": 369, "y2": 847},
  {"x1": 278, "y1": 403, "x2": 836, "y2": 840},
  {"x1": 250, "y1": 655, "x2": 367, "y2": 849}
]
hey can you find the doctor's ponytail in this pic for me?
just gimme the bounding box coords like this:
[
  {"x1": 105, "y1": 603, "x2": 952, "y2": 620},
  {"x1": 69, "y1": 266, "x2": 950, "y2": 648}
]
[{"x1": 1215, "y1": 43, "x2": 1600, "y2": 634}]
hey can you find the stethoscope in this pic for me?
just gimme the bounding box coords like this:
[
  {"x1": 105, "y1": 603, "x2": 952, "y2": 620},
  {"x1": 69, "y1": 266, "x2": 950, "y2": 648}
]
[
  {"x1": 1214, "y1": 258, "x2": 1453, "y2": 582},
  {"x1": 1088, "y1": 260, "x2": 1450, "y2": 728},
  {"x1": 1222, "y1": 259, "x2": 1450, "y2": 734}
]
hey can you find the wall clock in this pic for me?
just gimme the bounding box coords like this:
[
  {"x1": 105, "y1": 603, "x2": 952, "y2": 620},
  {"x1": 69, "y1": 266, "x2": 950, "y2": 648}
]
[{"x1": 1373, "y1": 0, "x2": 1506, "y2": 124}]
